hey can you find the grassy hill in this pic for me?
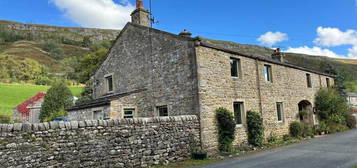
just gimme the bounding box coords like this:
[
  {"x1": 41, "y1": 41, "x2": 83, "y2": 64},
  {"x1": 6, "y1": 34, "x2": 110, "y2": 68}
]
[{"x1": 0, "y1": 84, "x2": 83, "y2": 117}]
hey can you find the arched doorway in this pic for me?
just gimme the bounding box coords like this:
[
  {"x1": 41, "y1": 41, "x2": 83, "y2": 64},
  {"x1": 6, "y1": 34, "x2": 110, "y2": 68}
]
[{"x1": 298, "y1": 100, "x2": 316, "y2": 125}]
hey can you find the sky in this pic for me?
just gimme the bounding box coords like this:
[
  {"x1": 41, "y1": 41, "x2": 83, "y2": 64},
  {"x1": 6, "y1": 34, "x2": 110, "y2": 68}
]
[{"x1": 0, "y1": 0, "x2": 357, "y2": 59}]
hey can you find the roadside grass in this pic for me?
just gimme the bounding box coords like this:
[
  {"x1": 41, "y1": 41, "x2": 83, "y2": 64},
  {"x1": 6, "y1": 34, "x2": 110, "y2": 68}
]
[
  {"x1": 0, "y1": 84, "x2": 83, "y2": 116},
  {"x1": 345, "y1": 81, "x2": 357, "y2": 93},
  {"x1": 153, "y1": 137, "x2": 303, "y2": 168}
]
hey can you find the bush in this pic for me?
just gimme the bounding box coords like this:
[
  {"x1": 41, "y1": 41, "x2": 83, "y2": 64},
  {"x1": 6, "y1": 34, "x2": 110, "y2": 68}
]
[
  {"x1": 247, "y1": 111, "x2": 264, "y2": 147},
  {"x1": 289, "y1": 121, "x2": 313, "y2": 138},
  {"x1": 289, "y1": 121, "x2": 302, "y2": 138},
  {"x1": 0, "y1": 114, "x2": 10, "y2": 123},
  {"x1": 346, "y1": 113, "x2": 356, "y2": 129},
  {"x1": 215, "y1": 107, "x2": 236, "y2": 152},
  {"x1": 39, "y1": 82, "x2": 73, "y2": 122},
  {"x1": 35, "y1": 77, "x2": 53, "y2": 85}
]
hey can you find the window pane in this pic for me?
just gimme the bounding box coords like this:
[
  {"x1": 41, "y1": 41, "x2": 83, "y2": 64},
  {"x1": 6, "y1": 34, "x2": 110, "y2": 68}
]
[
  {"x1": 123, "y1": 109, "x2": 134, "y2": 118},
  {"x1": 106, "y1": 76, "x2": 113, "y2": 92},
  {"x1": 233, "y1": 102, "x2": 243, "y2": 124},
  {"x1": 231, "y1": 59, "x2": 238, "y2": 77},
  {"x1": 326, "y1": 78, "x2": 330, "y2": 87},
  {"x1": 276, "y1": 103, "x2": 283, "y2": 121},
  {"x1": 306, "y1": 74, "x2": 312, "y2": 88},
  {"x1": 158, "y1": 106, "x2": 168, "y2": 116},
  {"x1": 264, "y1": 65, "x2": 271, "y2": 82}
]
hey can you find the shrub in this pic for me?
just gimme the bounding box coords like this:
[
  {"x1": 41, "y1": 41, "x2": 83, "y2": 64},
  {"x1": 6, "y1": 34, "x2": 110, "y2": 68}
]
[
  {"x1": 0, "y1": 114, "x2": 10, "y2": 123},
  {"x1": 215, "y1": 107, "x2": 236, "y2": 152},
  {"x1": 289, "y1": 121, "x2": 302, "y2": 138},
  {"x1": 35, "y1": 77, "x2": 53, "y2": 85},
  {"x1": 301, "y1": 123, "x2": 313, "y2": 138},
  {"x1": 346, "y1": 113, "x2": 356, "y2": 129},
  {"x1": 247, "y1": 111, "x2": 264, "y2": 147},
  {"x1": 39, "y1": 82, "x2": 73, "y2": 122}
]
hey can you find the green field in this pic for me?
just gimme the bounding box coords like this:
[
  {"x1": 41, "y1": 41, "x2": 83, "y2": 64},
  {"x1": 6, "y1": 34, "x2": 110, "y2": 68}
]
[{"x1": 0, "y1": 84, "x2": 83, "y2": 116}]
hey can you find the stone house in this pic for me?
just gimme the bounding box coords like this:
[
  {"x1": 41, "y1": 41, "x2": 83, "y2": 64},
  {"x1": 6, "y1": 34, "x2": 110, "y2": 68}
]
[
  {"x1": 12, "y1": 92, "x2": 46, "y2": 123},
  {"x1": 68, "y1": 0, "x2": 335, "y2": 152}
]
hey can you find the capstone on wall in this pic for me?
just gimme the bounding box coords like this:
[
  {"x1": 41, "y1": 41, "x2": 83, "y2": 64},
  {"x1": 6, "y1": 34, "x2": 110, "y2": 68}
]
[
  {"x1": 0, "y1": 115, "x2": 200, "y2": 168},
  {"x1": 195, "y1": 46, "x2": 334, "y2": 152}
]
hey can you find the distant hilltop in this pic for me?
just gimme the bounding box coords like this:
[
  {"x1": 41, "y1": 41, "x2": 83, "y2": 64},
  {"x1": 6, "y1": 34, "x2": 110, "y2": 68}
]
[{"x1": 0, "y1": 20, "x2": 120, "y2": 43}]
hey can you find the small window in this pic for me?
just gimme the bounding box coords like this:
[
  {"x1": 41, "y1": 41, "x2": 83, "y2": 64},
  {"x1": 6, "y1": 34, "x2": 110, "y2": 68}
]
[
  {"x1": 123, "y1": 108, "x2": 135, "y2": 118},
  {"x1": 233, "y1": 102, "x2": 244, "y2": 125},
  {"x1": 326, "y1": 78, "x2": 330, "y2": 87},
  {"x1": 306, "y1": 74, "x2": 312, "y2": 88},
  {"x1": 230, "y1": 58, "x2": 241, "y2": 78},
  {"x1": 93, "y1": 110, "x2": 104, "y2": 120},
  {"x1": 157, "y1": 105, "x2": 168, "y2": 116},
  {"x1": 264, "y1": 65, "x2": 272, "y2": 82},
  {"x1": 276, "y1": 102, "x2": 284, "y2": 122},
  {"x1": 105, "y1": 75, "x2": 113, "y2": 92}
]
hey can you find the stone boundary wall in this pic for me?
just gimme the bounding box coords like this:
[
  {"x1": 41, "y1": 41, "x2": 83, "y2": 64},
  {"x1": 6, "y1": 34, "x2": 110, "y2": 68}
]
[{"x1": 0, "y1": 115, "x2": 200, "y2": 168}]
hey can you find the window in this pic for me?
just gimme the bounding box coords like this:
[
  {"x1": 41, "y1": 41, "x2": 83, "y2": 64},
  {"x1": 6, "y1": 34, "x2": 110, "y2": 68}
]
[
  {"x1": 264, "y1": 65, "x2": 272, "y2": 82},
  {"x1": 326, "y1": 78, "x2": 330, "y2": 87},
  {"x1": 93, "y1": 110, "x2": 104, "y2": 120},
  {"x1": 276, "y1": 102, "x2": 284, "y2": 122},
  {"x1": 233, "y1": 102, "x2": 244, "y2": 125},
  {"x1": 230, "y1": 58, "x2": 241, "y2": 78},
  {"x1": 123, "y1": 108, "x2": 135, "y2": 118},
  {"x1": 105, "y1": 75, "x2": 113, "y2": 92},
  {"x1": 157, "y1": 105, "x2": 168, "y2": 116},
  {"x1": 306, "y1": 74, "x2": 312, "y2": 88}
]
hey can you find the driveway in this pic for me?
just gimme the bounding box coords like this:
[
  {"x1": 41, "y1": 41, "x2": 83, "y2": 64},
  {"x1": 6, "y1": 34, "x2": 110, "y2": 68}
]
[{"x1": 193, "y1": 129, "x2": 357, "y2": 168}]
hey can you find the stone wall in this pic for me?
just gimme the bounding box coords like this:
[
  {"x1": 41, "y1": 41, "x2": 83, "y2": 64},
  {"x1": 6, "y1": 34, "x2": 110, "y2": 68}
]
[
  {"x1": 0, "y1": 115, "x2": 200, "y2": 168},
  {"x1": 195, "y1": 46, "x2": 334, "y2": 152}
]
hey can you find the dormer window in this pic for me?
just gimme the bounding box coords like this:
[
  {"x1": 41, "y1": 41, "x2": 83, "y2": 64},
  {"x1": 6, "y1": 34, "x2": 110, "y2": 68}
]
[{"x1": 105, "y1": 74, "x2": 113, "y2": 93}]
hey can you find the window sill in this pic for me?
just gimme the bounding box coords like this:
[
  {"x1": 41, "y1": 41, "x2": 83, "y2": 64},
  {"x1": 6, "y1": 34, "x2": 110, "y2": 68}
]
[{"x1": 236, "y1": 124, "x2": 244, "y2": 128}]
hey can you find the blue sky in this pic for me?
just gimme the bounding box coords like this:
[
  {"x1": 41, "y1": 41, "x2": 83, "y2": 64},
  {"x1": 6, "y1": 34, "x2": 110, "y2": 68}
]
[{"x1": 0, "y1": 0, "x2": 357, "y2": 58}]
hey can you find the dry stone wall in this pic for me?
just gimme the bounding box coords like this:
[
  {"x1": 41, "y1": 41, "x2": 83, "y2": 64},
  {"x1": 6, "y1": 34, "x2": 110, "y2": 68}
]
[{"x1": 0, "y1": 115, "x2": 200, "y2": 168}]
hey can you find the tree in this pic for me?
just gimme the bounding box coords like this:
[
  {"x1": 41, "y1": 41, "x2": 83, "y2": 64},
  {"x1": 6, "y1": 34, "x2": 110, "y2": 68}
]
[
  {"x1": 81, "y1": 36, "x2": 91, "y2": 47},
  {"x1": 315, "y1": 88, "x2": 350, "y2": 126},
  {"x1": 39, "y1": 82, "x2": 73, "y2": 122},
  {"x1": 324, "y1": 64, "x2": 347, "y2": 97},
  {"x1": 78, "y1": 48, "x2": 108, "y2": 83},
  {"x1": 77, "y1": 79, "x2": 94, "y2": 104}
]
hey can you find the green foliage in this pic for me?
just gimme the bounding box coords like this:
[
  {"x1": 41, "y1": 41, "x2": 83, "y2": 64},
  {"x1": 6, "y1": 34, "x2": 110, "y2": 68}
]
[
  {"x1": 35, "y1": 76, "x2": 53, "y2": 85},
  {"x1": 215, "y1": 108, "x2": 236, "y2": 152},
  {"x1": 0, "y1": 114, "x2": 10, "y2": 123},
  {"x1": 39, "y1": 82, "x2": 73, "y2": 122},
  {"x1": 77, "y1": 79, "x2": 94, "y2": 104},
  {"x1": 315, "y1": 88, "x2": 350, "y2": 125},
  {"x1": 246, "y1": 111, "x2": 264, "y2": 147},
  {"x1": 289, "y1": 121, "x2": 313, "y2": 138},
  {"x1": 289, "y1": 121, "x2": 302, "y2": 138},
  {"x1": 42, "y1": 41, "x2": 64, "y2": 60},
  {"x1": 81, "y1": 36, "x2": 92, "y2": 47},
  {"x1": 324, "y1": 64, "x2": 347, "y2": 97},
  {"x1": 0, "y1": 54, "x2": 42, "y2": 82},
  {"x1": 78, "y1": 48, "x2": 108, "y2": 83}
]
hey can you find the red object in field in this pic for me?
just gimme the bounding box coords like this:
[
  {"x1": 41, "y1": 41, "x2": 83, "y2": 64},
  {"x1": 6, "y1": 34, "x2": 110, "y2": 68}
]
[
  {"x1": 353, "y1": 108, "x2": 357, "y2": 113},
  {"x1": 16, "y1": 92, "x2": 46, "y2": 117}
]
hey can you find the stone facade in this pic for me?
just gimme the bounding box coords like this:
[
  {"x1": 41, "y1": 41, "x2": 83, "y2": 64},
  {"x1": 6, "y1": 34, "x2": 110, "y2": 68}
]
[
  {"x1": 12, "y1": 92, "x2": 46, "y2": 123},
  {"x1": 195, "y1": 44, "x2": 334, "y2": 152},
  {"x1": 68, "y1": 3, "x2": 336, "y2": 154},
  {"x1": 0, "y1": 115, "x2": 200, "y2": 167}
]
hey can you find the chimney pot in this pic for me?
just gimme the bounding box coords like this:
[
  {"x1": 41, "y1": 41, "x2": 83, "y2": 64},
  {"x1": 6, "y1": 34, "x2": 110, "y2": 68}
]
[
  {"x1": 136, "y1": 0, "x2": 143, "y2": 8},
  {"x1": 179, "y1": 29, "x2": 192, "y2": 37}
]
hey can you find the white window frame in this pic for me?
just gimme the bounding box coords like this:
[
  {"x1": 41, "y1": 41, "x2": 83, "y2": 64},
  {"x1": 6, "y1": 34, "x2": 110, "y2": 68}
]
[
  {"x1": 264, "y1": 64, "x2": 272, "y2": 82},
  {"x1": 233, "y1": 102, "x2": 245, "y2": 126},
  {"x1": 230, "y1": 57, "x2": 242, "y2": 79},
  {"x1": 123, "y1": 108, "x2": 136, "y2": 119}
]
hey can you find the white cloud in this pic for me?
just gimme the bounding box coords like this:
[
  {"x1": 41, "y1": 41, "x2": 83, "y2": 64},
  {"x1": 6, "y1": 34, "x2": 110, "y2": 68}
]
[
  {"x1": 348, "y1": 46, "x2": 357, "y2": 58},
  {"x1": 257, "y1": 31, "x2": 288, "y2": 46},
  {"x1": 51, "y1": 0, "x2": 135, "y2": 29},
  {"x1": 314, "y1": 27, "x2": 357, "y2": 47},
  {"x1": 285, "y1": 46, "x2": 343, "y2": 58}
]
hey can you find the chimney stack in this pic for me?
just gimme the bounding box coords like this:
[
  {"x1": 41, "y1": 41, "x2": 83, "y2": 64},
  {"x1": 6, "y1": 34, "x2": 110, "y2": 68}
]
[
  {"x1": 179, "y1": 29, "x2": 192, "y2": 37},
  {"x1": 272, "y1": 48, "x2": 285, "y2": 62},
  {"x1": 131, "y1": 0, "x2": 150, "y2": 27}
]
